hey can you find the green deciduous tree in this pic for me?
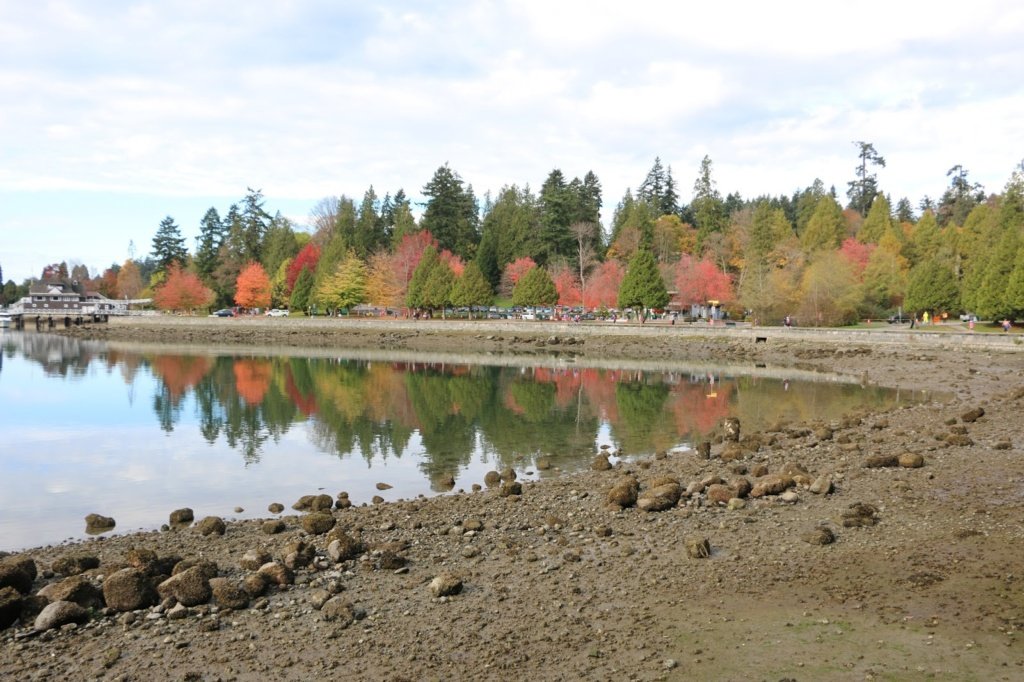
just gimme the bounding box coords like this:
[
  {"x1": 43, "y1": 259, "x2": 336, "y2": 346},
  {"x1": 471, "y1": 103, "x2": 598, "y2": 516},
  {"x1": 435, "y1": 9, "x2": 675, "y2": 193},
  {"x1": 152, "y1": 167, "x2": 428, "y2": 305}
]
[
  {"x1": 617, "y1": 249, "x2": 668, "y2": 315},
  {"x1": 797, "y1": 251, "x2": 860, "y2": 326},
  {"x1": 316, "y1": 251, "x2": 368, "y2": 312}
]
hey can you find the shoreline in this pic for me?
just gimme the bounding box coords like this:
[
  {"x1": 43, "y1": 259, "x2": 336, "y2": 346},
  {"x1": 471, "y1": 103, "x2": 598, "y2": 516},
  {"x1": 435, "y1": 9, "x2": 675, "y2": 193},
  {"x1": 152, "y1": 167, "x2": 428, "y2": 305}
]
[{"x1": 3, "y1": 318, "x2": 1023, "y2": 680}]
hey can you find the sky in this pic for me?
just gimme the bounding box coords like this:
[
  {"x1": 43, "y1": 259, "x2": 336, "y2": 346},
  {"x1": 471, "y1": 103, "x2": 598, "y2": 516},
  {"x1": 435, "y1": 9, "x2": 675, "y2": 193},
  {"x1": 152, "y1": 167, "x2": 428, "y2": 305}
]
[{"x1": 2, "y1": 0, "x2": 1023, "y2": 283}]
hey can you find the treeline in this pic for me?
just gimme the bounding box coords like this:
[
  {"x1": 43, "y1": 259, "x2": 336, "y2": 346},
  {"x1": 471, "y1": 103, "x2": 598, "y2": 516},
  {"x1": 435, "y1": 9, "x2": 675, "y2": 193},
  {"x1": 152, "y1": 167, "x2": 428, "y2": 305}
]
[{"x1": 11, "y1": 145, "x2": 1024, "y2": 324}]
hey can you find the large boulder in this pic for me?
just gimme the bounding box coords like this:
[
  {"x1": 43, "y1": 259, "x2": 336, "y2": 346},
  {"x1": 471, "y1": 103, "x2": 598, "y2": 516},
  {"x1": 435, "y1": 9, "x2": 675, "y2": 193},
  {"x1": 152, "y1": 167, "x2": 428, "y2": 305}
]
[
  {"x1": 429, "y1": 573, "x2": 463, "y2": 597},
  {"x1": 0, "y1": 586, "x2": 22, "y2": 629},
  {"x1": 37, "y1": 576, "x2": 104, "y2": 609},
  {"x1": 749, "y1": 474, "x2": 795, "y2": 498},
  {"x1": 34, "y1": 600, "x2": 89, "y2": 631},
  {"x1": 0, "y1": 556, "x2": 37, "y2": 594},
  {"x1": 169, "y1": 508, "x2": 194, "y2": 525},
  {"x1": 103, "y1": 568, "x2": 157, "y2": 612},
  {"x1": 721, "y1": 417, "x2": 741, "y2": 442},
  {"x1": 301, "y1": 512, "x2": 336, "y2": 535},
  {"x1": 606, "y1": 476, "x2": 639, "y2": 509},
  {"x1": 196, "y1": 516, "x2": 226, "y2": 536},
  {"x1": 158, "y1": 566, "x2": 212, "y2": 607},
  {"x1": 51, "y1": 555, "x2": 98, "y2": 577},
  {"x1": 84, "y1": 514, "x2": 116, "y2": 533},
  {"x1": 327, "y1": 533, "x2": 364, "y2": 563},
  {"x1": 257, "y1": 561, "x2": 294, "y2": 586},
  {"x1": 209, "y1": 578, "x2": 249, "y2": 610},
  {"x1": 319, "y1": 596, "x2": 355, "y2": 626},
  {"x1": 638, "y1": 482, "x2": 682, "y2": 512},
  {"x1": 239, "y1": 549, "x2": 273, "y2": 571},
  {"x1": 292, "y1": 494, "x2": 334, "y2": 512}
]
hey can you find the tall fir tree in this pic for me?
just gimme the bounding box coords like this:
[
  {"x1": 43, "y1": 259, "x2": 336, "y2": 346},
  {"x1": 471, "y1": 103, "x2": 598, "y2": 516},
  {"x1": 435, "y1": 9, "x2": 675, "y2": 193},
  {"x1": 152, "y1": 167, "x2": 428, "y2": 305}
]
[
  {"x1": 690, "y1": 155, "x2": 727, "y2": 253},
  {"x1": 846, "y1": 141, "x2": 886, "y2": 216},
  {"x1": 194, "y1": 207, "x2": 223, "y2": 285},
  {"x1": 420, "y1": 164, "x2": 479, "y2": 260},
  {"x1": 151, "y1": 216, "x2": 188, "y2": 273}
]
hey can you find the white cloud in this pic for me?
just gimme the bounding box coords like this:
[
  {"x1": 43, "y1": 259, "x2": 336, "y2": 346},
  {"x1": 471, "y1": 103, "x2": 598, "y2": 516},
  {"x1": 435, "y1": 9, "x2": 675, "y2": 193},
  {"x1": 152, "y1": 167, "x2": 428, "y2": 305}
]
[{"x1": 0, "y1": 0, "x2": 1022, "y2": 281}]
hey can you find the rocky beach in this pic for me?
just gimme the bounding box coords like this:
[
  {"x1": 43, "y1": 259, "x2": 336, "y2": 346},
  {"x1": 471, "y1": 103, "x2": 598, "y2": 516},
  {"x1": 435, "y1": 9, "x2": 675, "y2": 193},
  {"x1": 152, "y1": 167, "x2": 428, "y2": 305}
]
[{"x1": 2, "y1": 317, "x2": 1023, "y2": 681}]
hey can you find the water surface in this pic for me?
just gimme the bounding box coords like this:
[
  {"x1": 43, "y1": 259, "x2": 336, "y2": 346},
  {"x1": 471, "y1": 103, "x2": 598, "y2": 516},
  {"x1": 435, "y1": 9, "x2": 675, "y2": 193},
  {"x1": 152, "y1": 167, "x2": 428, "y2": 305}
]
[{"x1": 0, "y1": 331, "x2": 933, "y2": 551}]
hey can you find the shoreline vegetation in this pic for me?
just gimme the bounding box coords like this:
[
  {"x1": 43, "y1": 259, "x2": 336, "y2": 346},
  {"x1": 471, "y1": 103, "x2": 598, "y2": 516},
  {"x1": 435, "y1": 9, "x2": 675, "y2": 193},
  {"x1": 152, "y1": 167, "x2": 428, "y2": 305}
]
[{"x1": 2, "y1": 318, "x2": 1023, "y2": 680}]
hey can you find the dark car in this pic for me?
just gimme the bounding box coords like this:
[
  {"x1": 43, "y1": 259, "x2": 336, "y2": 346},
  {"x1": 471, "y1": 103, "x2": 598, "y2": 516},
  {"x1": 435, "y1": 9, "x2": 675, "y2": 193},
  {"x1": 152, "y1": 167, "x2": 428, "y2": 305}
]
[{"x1": 210, "y1": 309, "x2": 235, "y2": 318}]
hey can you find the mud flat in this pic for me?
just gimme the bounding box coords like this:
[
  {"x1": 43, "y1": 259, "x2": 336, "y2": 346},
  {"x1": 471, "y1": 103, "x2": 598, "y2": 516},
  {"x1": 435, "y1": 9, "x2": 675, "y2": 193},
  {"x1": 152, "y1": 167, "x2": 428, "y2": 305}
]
[{"x1": 1, "y1": 317, "x2": 1022, "y2": 680}]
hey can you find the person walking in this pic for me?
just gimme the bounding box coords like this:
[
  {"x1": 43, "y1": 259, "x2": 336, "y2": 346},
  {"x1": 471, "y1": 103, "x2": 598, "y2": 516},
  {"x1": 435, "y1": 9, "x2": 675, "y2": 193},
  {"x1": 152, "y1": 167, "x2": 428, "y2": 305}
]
[{"x1": 1002, "y1": 318, "x2": 1011, "y2": 332}]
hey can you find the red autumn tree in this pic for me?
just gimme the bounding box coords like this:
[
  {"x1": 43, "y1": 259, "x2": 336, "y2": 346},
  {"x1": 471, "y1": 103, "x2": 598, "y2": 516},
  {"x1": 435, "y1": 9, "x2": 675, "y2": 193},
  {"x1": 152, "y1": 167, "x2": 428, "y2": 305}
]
[
  {"x1": 550, "y1": 263, "x2": 582, "y2": 307},
  {"x1": 674, "y1": 255, "x2": 734, "y2": 305},
  {"x1": 439, "y1": 249, "x2": 465, "y2": 278},
  {"x1": 583, "y1": 260, "x2": 624, "y2": 309},
  {"x1": 153, "y1": 262, "x2": 215, "y2": 312},
  {"x1": 286, "y1": 243, "x2": 321, "y2": 293},
  {"x1": 500, "y1": 256, "x2": 538, "y2": 297},
  {"x1": 838, "y1": 237, "x2": 875, "y2": 280},
  {"x1": 234, "y1": 262, "x2": 272, "y2": 310}
]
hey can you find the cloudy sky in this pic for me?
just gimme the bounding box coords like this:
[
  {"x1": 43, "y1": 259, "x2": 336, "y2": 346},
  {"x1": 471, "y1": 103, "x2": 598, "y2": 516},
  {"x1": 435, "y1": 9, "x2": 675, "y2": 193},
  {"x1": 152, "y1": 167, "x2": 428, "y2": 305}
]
[{"x1": 2, "y1": 0, "x2": 1023, "y2": 283}]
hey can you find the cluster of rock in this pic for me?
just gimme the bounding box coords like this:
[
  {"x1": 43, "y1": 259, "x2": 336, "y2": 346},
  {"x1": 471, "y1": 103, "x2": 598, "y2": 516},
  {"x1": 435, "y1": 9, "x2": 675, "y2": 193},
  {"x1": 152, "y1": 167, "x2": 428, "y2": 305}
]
[{"x1": 0, "y1": 492, "x2": 476, "y2": 637}]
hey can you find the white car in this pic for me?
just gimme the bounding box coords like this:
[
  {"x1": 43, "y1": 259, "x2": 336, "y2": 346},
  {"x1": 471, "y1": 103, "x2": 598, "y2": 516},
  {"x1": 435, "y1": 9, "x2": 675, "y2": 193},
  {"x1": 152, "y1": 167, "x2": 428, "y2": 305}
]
[{"x1": 265, "y1": 309, "x2": 289, "y2": 317}]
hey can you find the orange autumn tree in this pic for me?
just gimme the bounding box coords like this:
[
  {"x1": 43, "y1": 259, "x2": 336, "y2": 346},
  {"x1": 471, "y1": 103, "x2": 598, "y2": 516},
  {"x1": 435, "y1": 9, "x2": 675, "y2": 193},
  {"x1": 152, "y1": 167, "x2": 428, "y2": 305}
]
[
  {"x1": 235, "y1": 262, "x2": 272, "y2": 310},
  {"x1": 153, "y1": 262, "x2": 215, "y2": 312}
]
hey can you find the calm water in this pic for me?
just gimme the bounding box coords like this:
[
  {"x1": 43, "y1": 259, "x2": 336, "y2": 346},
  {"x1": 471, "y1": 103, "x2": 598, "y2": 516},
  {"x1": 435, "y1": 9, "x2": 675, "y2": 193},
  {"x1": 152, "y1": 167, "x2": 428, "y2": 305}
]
[{"x1": 0, "y1": 331, "x2": 931, "y2": 551}]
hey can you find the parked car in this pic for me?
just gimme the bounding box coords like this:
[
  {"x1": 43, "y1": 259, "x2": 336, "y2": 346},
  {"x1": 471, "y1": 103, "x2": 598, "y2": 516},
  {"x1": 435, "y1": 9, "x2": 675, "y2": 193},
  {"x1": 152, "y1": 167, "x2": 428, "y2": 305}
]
[
  {"x1": 265, "y1": 308, "x2": 289, "y2": 317},
  {"x1": 210, "y1": 309, "x2": 235, "y2": 318}
]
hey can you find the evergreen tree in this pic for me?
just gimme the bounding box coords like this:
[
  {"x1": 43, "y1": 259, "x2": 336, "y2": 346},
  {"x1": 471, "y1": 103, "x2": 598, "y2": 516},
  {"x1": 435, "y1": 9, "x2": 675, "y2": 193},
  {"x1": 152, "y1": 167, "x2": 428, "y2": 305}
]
[
  {"x1": 290, "y1": 267, "x2": 315, "y2": 312},
  {"x1": 846, "y1": 141, "x2": 886, "y2": 216},
  {"x1": 617, "y1": 249, "x2": 668, "y2": 316},
  {"x1": 1004, "y1": 245, "x2": 1024, "y2": 318},
  {"x1": 511, "y1": 266, "x2": 558, "y2": 308},
  {"x1": 794, "y1": 179, "x2": 826, "y2": 235},
  {"x1": 194, "y1": 207, "x2": 223, "y2": 285},
  {"x1": 537, "y1": 169, "x2": 574, "y2": 264},
  {"x1": 905, "y1": 259, "x2": 960, "y2": 315},
  {"x1": 976, "y1": 226, "x2": 1020, "y2": 319},
  {"x1": 407, "y1": 245, "x2": 440, "y2": 311},
  {"x1": 938, "y1": 165, "x2": 985, "y2": 227},
  {"x1": 477, "y1": 185, "x2": 539, "y2": 285},
  {"x1": 579, "y1": 170, "x2": 603, "y2": 224},
  {"x1": 151, "y1": 216, "x2": 188, "y2": 272},
  {"x1": 450, "y1": 262, "x2": 494, "y2": 315},
  {"x1": 421, "y1": 164, "x2": 479, "y2": 260},
  {"x1": 354, "y1": 186, "x2": 386, "y2": 257},
  {"x1": 261, "y1": 212, "x2": 298, "y2": 281},
  {"x1": 240, "y1": 187, "x2": 270, "y2": 263},
  {"x1": 800, "y1": 196, "x2": 845, "y2": 253},
  {"x1": 895, "y1": 197, "x2": 916, "y2": 223},
  {"x1": 858, "y1": 194, "x2": 895, "y2": 243},
  {"x1": 690, "y1": 155, "x2": 727, "y2": 252},
  {"x1": 907, "y1": 210, "x2": 942, "y2": 266}
]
